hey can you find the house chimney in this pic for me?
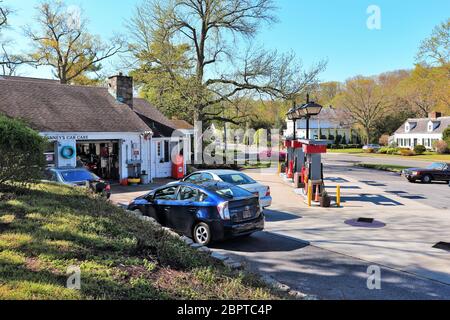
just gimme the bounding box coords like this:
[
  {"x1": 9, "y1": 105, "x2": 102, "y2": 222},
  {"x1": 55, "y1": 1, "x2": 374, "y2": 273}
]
[
  {"x1": 429, "y1": 111, "x2": 442, "y2": 120},
  {"x1": 108, "y1": 73, "x2": 133, "y2": 109}
]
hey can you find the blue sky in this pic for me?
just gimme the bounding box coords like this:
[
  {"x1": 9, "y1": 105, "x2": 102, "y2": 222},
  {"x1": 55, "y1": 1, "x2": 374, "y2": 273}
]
[{"x1": 4, "y1": 0, "x2": 450, "y2": 82}]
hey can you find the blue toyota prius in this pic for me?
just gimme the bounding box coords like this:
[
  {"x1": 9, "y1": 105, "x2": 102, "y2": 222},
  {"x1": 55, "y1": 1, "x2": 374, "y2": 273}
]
[{"x1": 128, "y1": 181, "x2": 265, "y2": 245}]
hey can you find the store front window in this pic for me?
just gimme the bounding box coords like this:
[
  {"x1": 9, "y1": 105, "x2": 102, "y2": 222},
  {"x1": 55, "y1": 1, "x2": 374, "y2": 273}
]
[{"x1": 76, "y1": 141, "x2": 120, "y2": 181}]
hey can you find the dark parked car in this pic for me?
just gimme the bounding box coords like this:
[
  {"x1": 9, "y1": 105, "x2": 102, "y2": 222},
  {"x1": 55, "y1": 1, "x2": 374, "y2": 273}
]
[
  {"x1": 403, "y1": 162, "x2": 450, "y2": 183},
  {"x1": 128, "y1": 182, "x2": 264, "y2": 245},
  {"x1": 44, "y1": 168, "x2": 111, "y2": 198}
]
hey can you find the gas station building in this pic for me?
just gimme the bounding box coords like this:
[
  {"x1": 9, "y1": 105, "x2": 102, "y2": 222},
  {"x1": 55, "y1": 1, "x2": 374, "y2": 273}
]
[{"x1": 0, "y1": 74, "x2": 193, "y2": 183}]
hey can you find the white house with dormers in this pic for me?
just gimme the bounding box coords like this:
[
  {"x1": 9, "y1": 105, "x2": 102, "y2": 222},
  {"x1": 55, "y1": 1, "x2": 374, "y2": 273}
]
[{"x1": 393, "y1": 112, "x2": 450, "y2": 150}]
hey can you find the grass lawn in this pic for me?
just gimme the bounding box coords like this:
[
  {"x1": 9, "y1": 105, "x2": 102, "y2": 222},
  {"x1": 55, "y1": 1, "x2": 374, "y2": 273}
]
[
  {"x1": 0, "y1": 183, "x2": 285, "y2": 300},
  {"x1": 355, "y1": 163, "x2": 409, "y2": 173},
  {"x1": 329, "y1": 149, "x2": 450, "y2": 162}
]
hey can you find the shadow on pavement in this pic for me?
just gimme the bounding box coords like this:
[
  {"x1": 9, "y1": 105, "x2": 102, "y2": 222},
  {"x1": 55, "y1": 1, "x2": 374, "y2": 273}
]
[
  {"x1": 211, "y1": 231, "x2": 309, "y2": 253},
  {"x1": 264, "y1": 210, "x2": 302, "y2": 222}
]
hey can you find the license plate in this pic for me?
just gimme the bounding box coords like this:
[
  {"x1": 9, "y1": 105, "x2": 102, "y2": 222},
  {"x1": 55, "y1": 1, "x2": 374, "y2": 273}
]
[{"x1": 243, "y1": 208, "x2": 252, "y2": 219}]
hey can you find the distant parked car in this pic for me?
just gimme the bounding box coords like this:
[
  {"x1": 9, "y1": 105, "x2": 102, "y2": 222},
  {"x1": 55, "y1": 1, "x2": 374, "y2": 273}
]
[
  {"x1": 44, "y1": 168, "x2": 111, "y2": 199},
  {"x1": 178, "y1": 170, "x2": 272, "y2": 208},
  {"x1": 402, "y1": 162, "x2": 450, "y2": 183},
  {"x1": 363, "y1": 144, "x2": 381, "y2": 151},
  {"x1": 128, "y1": 182, "x2": 264, "y2": 245}
]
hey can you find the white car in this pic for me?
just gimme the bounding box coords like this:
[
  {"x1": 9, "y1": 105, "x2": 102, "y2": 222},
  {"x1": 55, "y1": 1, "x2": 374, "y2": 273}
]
[
  {"x1": 363, "y1": 144, "x2": 381, "y2": 150},
  {"x1": 178, "y1": 170, "x2": 272, "y2": 209}
]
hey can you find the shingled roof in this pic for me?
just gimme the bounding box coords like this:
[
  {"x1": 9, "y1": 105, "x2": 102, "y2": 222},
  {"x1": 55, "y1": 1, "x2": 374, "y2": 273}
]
[
  {"x1": 395, "y1": 116, "x2": 450, "y2": 135},
  {"x1": 0, "y1": 76, "x2": 150, "y2": 133},
  {"x1": 171, "y1": 119, "x2": 194, "y2": 130}
]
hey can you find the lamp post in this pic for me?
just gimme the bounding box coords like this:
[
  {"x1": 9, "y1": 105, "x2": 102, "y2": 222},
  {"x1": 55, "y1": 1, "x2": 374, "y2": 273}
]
[{"x1": 295, "y1": 94, "x2": 323, "y2": 140}]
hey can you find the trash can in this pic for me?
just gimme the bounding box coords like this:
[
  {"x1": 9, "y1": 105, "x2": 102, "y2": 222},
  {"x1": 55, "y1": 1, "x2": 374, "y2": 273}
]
[{"x1": 141, "y1": 171, "x2": 150, "y2": 185}]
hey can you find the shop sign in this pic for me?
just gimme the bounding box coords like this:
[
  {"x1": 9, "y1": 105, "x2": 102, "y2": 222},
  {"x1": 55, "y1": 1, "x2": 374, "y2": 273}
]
[{"x1": 43, "y1": 135, "x2": 89, "y2": 141}]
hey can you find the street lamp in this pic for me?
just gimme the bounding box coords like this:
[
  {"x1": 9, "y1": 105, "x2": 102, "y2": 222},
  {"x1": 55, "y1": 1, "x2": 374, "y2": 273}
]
[{"x1": 296, "y1": 94, "x2": 323, "y2": 140}]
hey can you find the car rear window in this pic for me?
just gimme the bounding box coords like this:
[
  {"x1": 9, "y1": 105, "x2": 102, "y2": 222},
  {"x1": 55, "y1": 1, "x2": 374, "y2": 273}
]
[
  {"x1": 219, "y1": 174, "x2": 256, "y2": 186},
  {"x1": 207, "y1": 184, "x2": 253, "y2": 199},
  {"x1": 60, "y1": 170, "x2": 97, "y2": 182}
]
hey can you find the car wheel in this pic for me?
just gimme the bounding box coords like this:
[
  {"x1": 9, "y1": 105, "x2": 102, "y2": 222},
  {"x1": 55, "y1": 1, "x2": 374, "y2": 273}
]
[
  {"x1": 422, "y1": 175, "x2": 432, "y2": 184},
  {"x1": 193, "y1": 223, "x2": 211, "y2": 246}
]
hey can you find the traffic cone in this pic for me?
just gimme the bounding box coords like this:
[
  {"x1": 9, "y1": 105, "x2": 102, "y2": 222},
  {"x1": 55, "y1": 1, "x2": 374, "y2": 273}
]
[{"x1": 315, "y1": 185, "x2": 320, "y2": 202}]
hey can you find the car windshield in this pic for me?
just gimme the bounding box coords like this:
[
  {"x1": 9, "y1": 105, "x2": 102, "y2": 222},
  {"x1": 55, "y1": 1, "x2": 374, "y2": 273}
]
[
  {"x1": 59, "y1": 170, "x2": 98, "y2": 182},
  {"x1": 207, "y1": 184, "x2": 253, "y2": 199},
  {"x1": 219, "y1": 173, "x2": 256, "y2": 186},
  {"x1": 427, "y1": 163, "x2": 444, "y2": 170}
]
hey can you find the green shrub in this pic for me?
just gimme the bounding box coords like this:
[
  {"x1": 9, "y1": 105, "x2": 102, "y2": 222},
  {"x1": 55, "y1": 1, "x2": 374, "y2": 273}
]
[
  {"x1": 414, "y1": 145, "x2": 427, "y2": 155},
  {"x1": 443, "y1": 127, "x2": 450, "y2": 143},
  {"x1": 378, "y1": 147, "x2": 389, "y2": 154},
  {"x1": 400, "y1": 149, "x2": 416, "y2": 156},
  {"x1": 0, "y1": 115, "x2": 47, "y2": 190}
]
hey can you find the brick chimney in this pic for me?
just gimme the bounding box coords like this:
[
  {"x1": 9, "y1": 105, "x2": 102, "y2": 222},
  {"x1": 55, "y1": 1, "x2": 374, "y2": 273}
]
[
  {"x1": 429, "y1": 111, "x2": 442, "y2": 120},
  {"x1": 108, "y1": 73, "x2": 133, "y2": 109}
]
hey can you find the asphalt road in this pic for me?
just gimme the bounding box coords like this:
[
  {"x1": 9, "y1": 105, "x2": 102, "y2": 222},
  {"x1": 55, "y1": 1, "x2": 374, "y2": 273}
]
[
  {"x1": 323, "y1": 153, "x2": 449, "y2": 210},
  {"x1": 211, "y1": 231, "x2": 450, "y2": 300},
  {"x1": 211, "y1": 155, "x2": 450, "y2": 300}
]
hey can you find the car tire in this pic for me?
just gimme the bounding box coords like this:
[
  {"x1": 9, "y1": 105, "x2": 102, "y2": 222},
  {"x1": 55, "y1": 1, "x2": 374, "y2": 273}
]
[
  {"x1": 422, "y1": 175, "x2": 432, "y2": 184},
  {"x1": 193, "y1": 223, "x2": 211, "y2": 246}
]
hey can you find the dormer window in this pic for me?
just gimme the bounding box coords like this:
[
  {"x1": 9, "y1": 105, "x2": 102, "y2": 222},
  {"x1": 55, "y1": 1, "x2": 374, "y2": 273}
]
[
  {"x1": 405, "y1": 121, "x2": 417, "y2": 133},
  {"x1": 428, "y1": 121, "x2": 441, "y2": 132}
]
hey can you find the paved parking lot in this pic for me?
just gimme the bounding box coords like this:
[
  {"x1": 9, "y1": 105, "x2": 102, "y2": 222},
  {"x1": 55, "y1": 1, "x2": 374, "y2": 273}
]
[{"x1": 110, "y1": 156, "x2": 450, "y2": 299}]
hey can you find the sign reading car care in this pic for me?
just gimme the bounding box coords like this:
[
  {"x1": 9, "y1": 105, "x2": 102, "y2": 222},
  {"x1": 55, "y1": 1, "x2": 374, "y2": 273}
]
[{"x1": 44, "y1": 135, "x2": 89, "y2": 141}]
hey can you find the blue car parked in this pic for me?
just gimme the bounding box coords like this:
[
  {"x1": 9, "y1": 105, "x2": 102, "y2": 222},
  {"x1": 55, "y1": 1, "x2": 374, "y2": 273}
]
[{"x1": 128, "y1": 181, "x2": 265, "y2": 245}]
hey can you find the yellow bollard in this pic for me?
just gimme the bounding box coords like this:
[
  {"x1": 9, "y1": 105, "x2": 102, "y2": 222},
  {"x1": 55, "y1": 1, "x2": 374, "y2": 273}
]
[
  {"x1": 336, "y1": 184, "x2": 341, "y2": 207},
  {"x1": 308, "y1": 182, "x2": 313, "y2": 207},
  {"x1": 277, "y1": 162, "x2": 282, "y2": 175}
]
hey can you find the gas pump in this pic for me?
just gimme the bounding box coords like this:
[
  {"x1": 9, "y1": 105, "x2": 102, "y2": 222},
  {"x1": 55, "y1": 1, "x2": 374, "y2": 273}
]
[
  {"x1": 301, "y1": 140, "x2": 328, "y2": 198},
  {"x1": 283, "y1": 139, "x2": 306, "y2": 188}
]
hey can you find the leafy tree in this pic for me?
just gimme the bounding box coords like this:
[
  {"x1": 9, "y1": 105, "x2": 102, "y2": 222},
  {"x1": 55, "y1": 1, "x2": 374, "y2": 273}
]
[
  {"x1": 0, "y1": 115, "x2": 47, "y2": 190},
  {"x1": 128, "y1": 0, "x2": 326, "y2": 127},
  {"x1": 399, "y1": 65, "x2": 448, "y2": 117},
  {"x1": 26, "y1": 1, "x2": 124, "y2": 84},
  {"x1": 417, "y1": 19, "x2": 450, "y2": 73},
  {"x1": 443, "y1": 127, "x2": 450, "y2": 144}
]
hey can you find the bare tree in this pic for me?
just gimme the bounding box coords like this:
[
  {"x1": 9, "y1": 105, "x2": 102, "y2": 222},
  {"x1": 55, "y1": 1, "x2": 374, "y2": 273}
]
[
  {"x1": 26, "y1": 1, "x2": 125, "y2": 84},
  {"x1": 0, "y1": 3, "x2": 8, "y2": 28},
  {"x1": 338, "y1": 76, "x2": 389, "y2": 145},
  {"x1": 0, "y1": 1, "x2": 30, "y2": 76},
  {"x1": 128, "y1": 0, "x2": 326, "y2": 125}
]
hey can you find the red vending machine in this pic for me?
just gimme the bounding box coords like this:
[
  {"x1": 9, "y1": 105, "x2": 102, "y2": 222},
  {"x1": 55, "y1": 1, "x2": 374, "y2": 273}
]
[{"x1": 172, "y1": 155, "x2": 185, "y2": 180}]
